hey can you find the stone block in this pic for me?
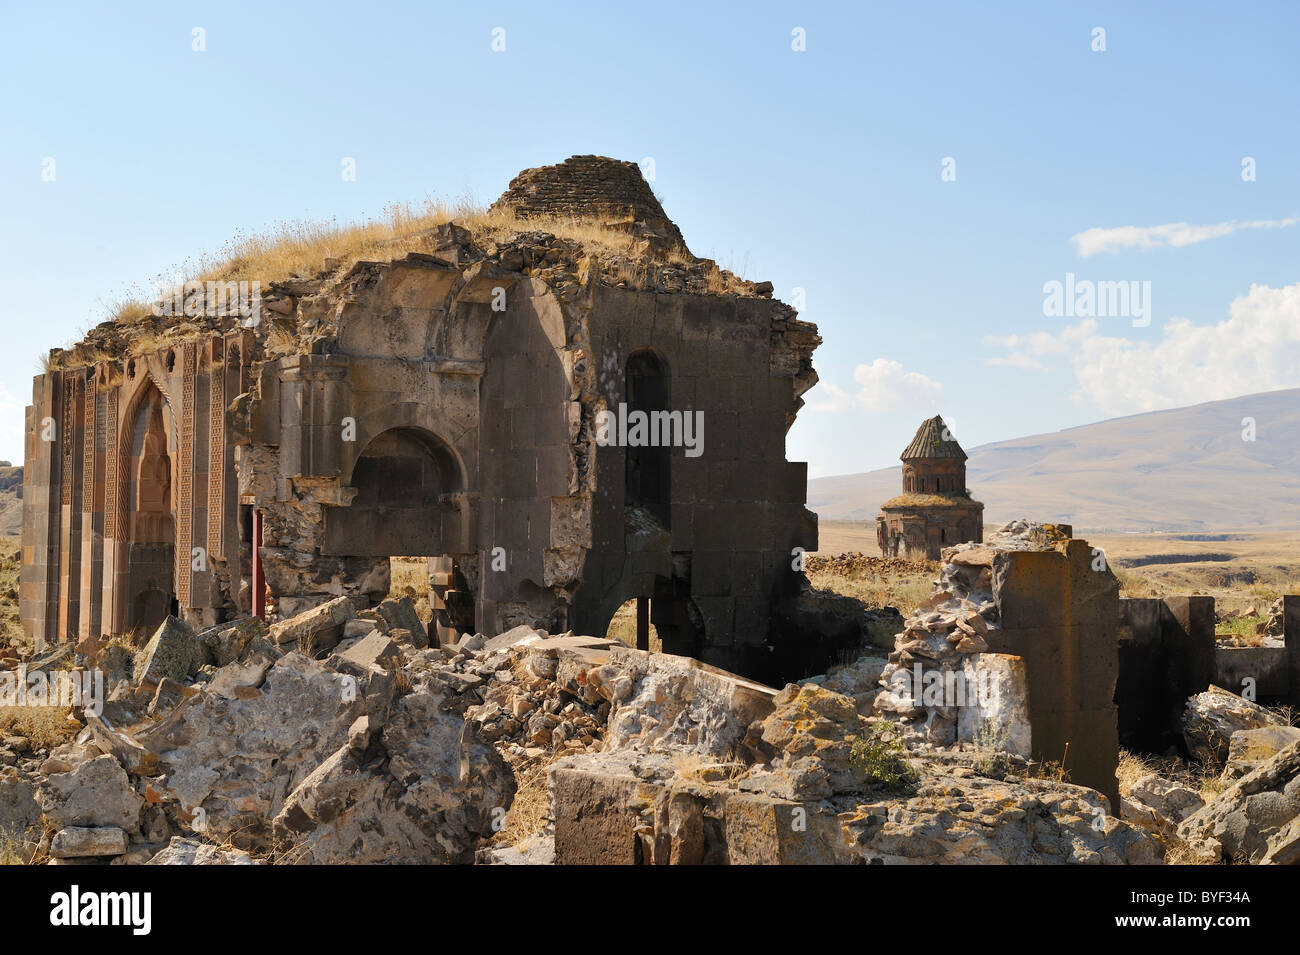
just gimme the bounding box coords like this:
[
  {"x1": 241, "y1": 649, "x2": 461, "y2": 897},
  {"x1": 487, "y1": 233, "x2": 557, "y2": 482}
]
[
  {"x1": 957, "y1": 653, "x2": 1031, "y2": 757},
  {"x1": 268, "y1": 595, "x2": 354, "y2": 657},
  {"x1": 374, "y1": 595, "x2": 426, "y2": 642},
  {"x1": 133, "y1": 616, "x2": 202, "y2": 686},
  {"x1": 722, "y1": 791, "x2": 841, "y2": 864},
  {"x1": 51, "y1": 826, "x2": 128, "y2": 858},
  {"x1": 334, "y1": 633, "x2": 401, "y2": 672},
  {"x1": 551, "y1": 766, "x2": 647, "y2": 865}
]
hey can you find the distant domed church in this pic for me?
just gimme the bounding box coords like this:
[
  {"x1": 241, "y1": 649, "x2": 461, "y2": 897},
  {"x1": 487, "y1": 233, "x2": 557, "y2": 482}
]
[{"x1": 876, "y1": 415, "x2": 983, "y2": 560}]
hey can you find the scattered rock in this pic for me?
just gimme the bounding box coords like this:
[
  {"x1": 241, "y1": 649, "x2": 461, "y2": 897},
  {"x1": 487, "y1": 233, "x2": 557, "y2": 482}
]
[
  {"x1": 1121, "y1": 774, "x2": 1204, "y2": 834},
  {"x1": 137, "y1": 653, "x2": 377, "y2": 846},
  {"x1": 1181, "y1": 685, "x2": 1283, "y2": 764},
  {"x1": 1225, "y1": 725, "x2": 1300, "y2": 779},
  {"x1": 133, "y1": 616, "x2": 203, "y2": 685},
  {"x1": 147, "y1": 836, "x2": 257, "y2": 865},
  {"x1": 373, "y1": 596, "x2": 426, "y2": 645},
  {"x1": 198, "y1": 616, "x2": 267, "y2": 667},
  {"x1": 37, "y1": 754, "x2": 142, "y2": 832},
  {"x1": 50, "y1": 826, "x2": 128, "y2": 858},
  {"x1": 268, "y1": 595, "x2": 354, "y2": 657},
  {"x1": 0, "y1": 768, "x2": 41, "y2": 852},
  {"x1": 1178, "y1": 739, "x2": 1300, "y2": 864}
]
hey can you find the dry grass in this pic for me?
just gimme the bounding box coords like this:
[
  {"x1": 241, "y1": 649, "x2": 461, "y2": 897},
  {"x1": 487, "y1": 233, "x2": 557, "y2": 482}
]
[
  {"x1": 387, "y1": 557, "x2": 433, "y2": 623},
  {"x1": 1089, "y1": 530, "x2": 1300, "y2": 610},
  {"x1": 0, "y1": 828, "x2": 45, "y2": 866},
  {"x1": 108, "y1": 299, "x2": 153, "y2": 326},
  {"x1": 107, "y1": 200, "x2": 649, "y2": 324},
  {"x1": 605, "y1": 600, "x2": 661, "y2": 652},
  {"x1": 1116, "y1": 750, "x2": 1156, "y2": 794},
  {"x1": 0, "y1": 536, "x2": 23, "y2": 651},
  {"x1": 1027, "y1": 759, "x2": 1072, "y2": 784},
  {"x1": 1116, "y1": 747, "x2": 1228, "y2": 801},
  {"x1": 804, "y1": 564, "x2": 935, "y2": 616},
  {"x1": 611, "y1": 257, "x2": 650, "y2": 288},
  {"x1": 0, "y1": 706, "x2": 78, "y2": 750},
  {"x1": 1267, "y1": 703, "x2": 1299, "y2": 728},
  {"x1": 669, "y1": 751, "x2": 745, "y2": 783},
  {"x1": 1112, "y1": 568, "x2": 1161, "y2": 598},
  {"x1": 803, "y1": 524, "x2": 937, "y2": 615},
  {"x1": 492, "y1": 760, "x2": 553, "y2": 848},
  {"x1": 1163, "y1": 839, "x2": 1214, "y2": 865}
]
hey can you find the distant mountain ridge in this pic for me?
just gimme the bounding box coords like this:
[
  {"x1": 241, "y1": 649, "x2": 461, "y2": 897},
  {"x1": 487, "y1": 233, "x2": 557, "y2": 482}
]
[{"x1": 807, "y1": 388, "x2": 1300, "y2": 532}]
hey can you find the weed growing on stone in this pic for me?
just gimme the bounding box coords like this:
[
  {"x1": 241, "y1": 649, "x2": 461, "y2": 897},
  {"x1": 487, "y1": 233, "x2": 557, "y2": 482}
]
[
  {"x1": 849, "y1": 719, "x2": 910, "y2": 787},
  {"x1": 973, "y1": 719, "x2": 1013, "y2": 778}
]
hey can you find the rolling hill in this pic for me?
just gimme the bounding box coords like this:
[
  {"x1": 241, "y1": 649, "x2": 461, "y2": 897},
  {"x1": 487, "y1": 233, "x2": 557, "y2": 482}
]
[
  {"x1": 807, "y1": 388, "x2": 1300, "y2": 533},
  {"x1": 0, "y1": 463, "x2": 19, "y2": 537}
]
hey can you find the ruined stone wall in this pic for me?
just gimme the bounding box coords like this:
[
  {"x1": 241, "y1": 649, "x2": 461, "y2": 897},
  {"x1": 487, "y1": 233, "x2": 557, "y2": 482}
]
[
  {"x1": 490, "y1": 155, "x2": 685, "y2": 249},
  {"x1": 902, "y1": 456, "x2": 964, "y2": 494},
  {"x1": 877, "y1": 500, "x2": 983, "y2": 560},
  {"x1": 230, "y1": 250, "x2": 818, "y2": 677},
  {"x1": 21, "y1": 332, "x2": 254, "y2": 645},
  {"x1": 987, "y1": 531, "x2": 1121, "y2": 806},
  {"x1": 24, "y1": 157, "x2": 821, "y2": 675},
  {"x1": 570, "y1": 284, "x2": 817, "y2": 680},
  {"x1": 1116, "y1": 596, "x2": 1214, "y2": 753}
]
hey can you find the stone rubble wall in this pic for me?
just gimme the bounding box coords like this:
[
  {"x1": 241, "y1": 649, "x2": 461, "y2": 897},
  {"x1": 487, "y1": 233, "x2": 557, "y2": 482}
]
[{"x1": 489, "y1": 155, "x2": 686, "y2": 249}]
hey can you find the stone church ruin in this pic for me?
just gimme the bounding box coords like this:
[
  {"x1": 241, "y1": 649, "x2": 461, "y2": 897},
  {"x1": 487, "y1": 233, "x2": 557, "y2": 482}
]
[
  {"x1": 20, "y1": 156, "x2": 821, "y2": 683},
  {"x1": 877, "y1": 415, "x2": 984, "y2": 560}
]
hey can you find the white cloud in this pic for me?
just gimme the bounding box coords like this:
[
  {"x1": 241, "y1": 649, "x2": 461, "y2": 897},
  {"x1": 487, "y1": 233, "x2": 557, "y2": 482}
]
[
  {"x1": 986, "y1": 353, "x2": 1045, "y2": 370},
  {"x1": 986, "y1": 284, "x2": 1300, "y2": 415},
  {"x1": 808, "y1": 358, "x2": 943, "y2": 413},
  {"x1": 983, "y1": 322, "x2": 1097, "y2": 371},
  {"x1": 1071, "y1": 217, "x2": 1298, "y2": 257}
]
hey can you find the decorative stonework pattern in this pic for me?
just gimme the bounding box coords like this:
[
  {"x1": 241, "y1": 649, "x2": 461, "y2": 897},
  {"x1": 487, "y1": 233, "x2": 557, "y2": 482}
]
[
  {"x1": 82, "y1": 374, "x2": 95, "y2": 512},
  {"x1": 208, "y1": 344, "x2": 225, "y2": 556},
  {"x1": 177, "y1": 343, "x2": 196, "y2": 605},
  {"x1": 105, "y1": 390, "x2": 119, "y2": 538},
  {"x1": 61, "y1": 376, "x2": 74, "y2": 506}
]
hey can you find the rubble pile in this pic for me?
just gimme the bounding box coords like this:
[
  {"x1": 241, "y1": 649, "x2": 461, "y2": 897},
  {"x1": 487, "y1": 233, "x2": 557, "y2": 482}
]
[
  {"x1": 1, "y1": 601, "x2": 644, "y2": 865},
  {"x1": 870, "y1": 538, "x2": 1003, "y2": 745},
  {"x1": 1180, "y1": 685, "x2": 1285, "y2": 764},
  {"x1": 9, "y1": 541, "x2": 1279, "y2": 866},
  {"x1": 1177, "y1": 740, "x2": 1300, "y2": 864},
  {"x1": 1, "y1": 601, "x2": 520, "y2": 864},
  {"x1": 1259, "y1": 597, "x2": 1285, "y2": 638},
  {"x1": 1114, "y1": 683, "x2": 1300, "y2": 860},
  {"x1": 532, "y1": 673, "x2": 1160, "y2": 865}
]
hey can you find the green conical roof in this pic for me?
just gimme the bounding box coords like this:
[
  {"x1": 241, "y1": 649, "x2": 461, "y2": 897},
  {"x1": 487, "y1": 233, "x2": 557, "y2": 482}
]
[{"x1": 900, "y1": 415, "x2": 966, "y2": 461}]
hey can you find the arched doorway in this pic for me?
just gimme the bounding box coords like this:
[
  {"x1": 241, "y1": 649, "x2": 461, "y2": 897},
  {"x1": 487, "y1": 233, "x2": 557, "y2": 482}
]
[
  {"x1": 322, "y1": 426, "x2": 472, "y2": 640},
  {"x1": 124, "y1": 382, "x2": 176, "y2": 637},
  {"x1": 324, "y1": 427, "x2": 463, "y2": 556}
]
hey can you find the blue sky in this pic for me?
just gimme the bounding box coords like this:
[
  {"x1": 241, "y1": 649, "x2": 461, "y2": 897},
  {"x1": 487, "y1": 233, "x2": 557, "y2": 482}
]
[{"x1": 2, "y1": 1, "x2": 1298, "y2": 475}]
